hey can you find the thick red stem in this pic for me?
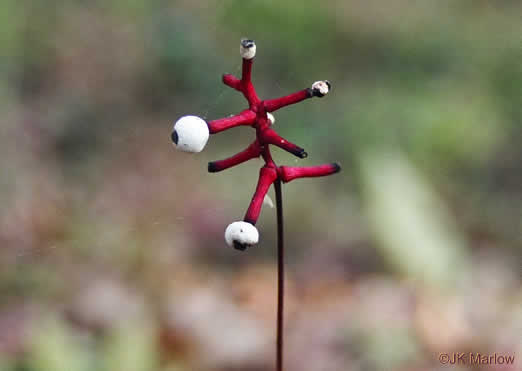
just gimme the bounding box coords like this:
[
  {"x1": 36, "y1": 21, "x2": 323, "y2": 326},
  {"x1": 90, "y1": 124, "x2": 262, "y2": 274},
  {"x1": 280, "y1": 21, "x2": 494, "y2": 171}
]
[
  {"x1": 242, "y1": 58, "x2": 253, "y2": 83},
  {"x1": 222, "y1": 74, "x2": 241, "y2": 91},
  {"x1": 241, "y1": 58, "x2": 260, "y2": 107},
  {"x1": 208, "y1": 141, "x2": 261, "y2": 172},
  {"x1": 261, "y1": 145, "x2": 275, "y2": 167},
  {"x1": 207, "y1": 109, "x2": 256, "y2": 134},
  {"x1": 259, "y1": 128, "x2": 307, "y2": 159},
  {"x1": 278, "y1": 163, "x2": 341, "y2": 183},
  {"x1": 222, "y1": 59, "x2": 260, "y2": 107},
  {"x1": 244, "y1": 166, "x2": 278, "y2": 225},
  {"x1": 264, "y1": 89, "x2": 312, "y2": 112}
]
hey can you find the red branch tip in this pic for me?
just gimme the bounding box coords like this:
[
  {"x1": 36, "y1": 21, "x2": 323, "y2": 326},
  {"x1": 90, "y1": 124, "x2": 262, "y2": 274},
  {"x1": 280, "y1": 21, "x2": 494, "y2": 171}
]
[
  {"x1": 208, "y1": 141, "x2": 261, "y2": 173},
  {"x1": 244, "y1": 166, "x2": 278, "y2": 225},
  {"x1": 279, "y1": 163, "x2": 341, "y2": 183}
]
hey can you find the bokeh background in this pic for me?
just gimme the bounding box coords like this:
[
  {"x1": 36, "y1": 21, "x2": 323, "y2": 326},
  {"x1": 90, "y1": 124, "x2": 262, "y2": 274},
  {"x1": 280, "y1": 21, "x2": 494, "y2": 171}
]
[{"x1": 1, "y1": 1, "x2": 521, "y2": 370}]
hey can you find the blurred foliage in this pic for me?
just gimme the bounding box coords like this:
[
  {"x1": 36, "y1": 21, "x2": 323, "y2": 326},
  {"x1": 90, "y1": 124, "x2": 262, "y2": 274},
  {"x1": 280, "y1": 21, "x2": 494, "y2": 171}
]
[{"x1": 0, "y1": 1, "x2": 521, "y2": 371}]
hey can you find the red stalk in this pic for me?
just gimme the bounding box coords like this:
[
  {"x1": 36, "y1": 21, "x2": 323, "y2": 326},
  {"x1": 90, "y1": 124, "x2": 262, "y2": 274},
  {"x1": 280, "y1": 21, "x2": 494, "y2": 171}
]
[
  {"x1": 222, "y1": 74, "x2": 241, "y2": 91},
  {"x1": 208, "y1": 141, "x2": 261, "y2": 172},
  {"x1": 244, "y1": 166, "x2": 278, "y2": 225},
  {"x1": 241, "y1": 57, "x2": 253, "y2": 83},
  {"x1": 207, "y1": 109, "x2": 256, "y2": 134},
  {"x1": 264, "y1": 89, "x2": 312, "y2": 112},
  {"x1": 259, "y1": 128, "x2": 307, "y2": 159},
  {"x1": 241, "y1": 58, "x2": 260, "y2": 106},
  {"x1": 279, "y1": 163, "x2": 341, "y2": 183}
]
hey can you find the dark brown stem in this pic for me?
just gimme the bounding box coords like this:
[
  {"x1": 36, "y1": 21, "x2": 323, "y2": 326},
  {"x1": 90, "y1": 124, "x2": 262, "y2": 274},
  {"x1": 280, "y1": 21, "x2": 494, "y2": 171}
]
[{"x1": 274, "y1": 178, "x2": 284, "y2": 371}]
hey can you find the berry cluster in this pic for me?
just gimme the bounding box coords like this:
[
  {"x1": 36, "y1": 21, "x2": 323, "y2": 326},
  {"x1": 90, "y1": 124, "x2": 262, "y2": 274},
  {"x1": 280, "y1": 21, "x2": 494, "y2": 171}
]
[{"x1": 172, "y1": 39, "x2": 340, "y2": 250}]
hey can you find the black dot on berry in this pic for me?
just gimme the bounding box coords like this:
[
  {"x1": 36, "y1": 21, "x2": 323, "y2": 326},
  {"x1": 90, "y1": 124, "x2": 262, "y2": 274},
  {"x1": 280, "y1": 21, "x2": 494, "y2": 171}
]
[{"x1": 171, "y1": 130, "x2": 179, "y2": 145}]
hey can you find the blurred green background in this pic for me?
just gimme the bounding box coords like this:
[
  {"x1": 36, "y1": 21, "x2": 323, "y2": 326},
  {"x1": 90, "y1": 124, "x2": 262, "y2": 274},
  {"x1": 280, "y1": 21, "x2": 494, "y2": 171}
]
[{"x1": 1, "y1": 1, "x2": 521, "y2": 370}]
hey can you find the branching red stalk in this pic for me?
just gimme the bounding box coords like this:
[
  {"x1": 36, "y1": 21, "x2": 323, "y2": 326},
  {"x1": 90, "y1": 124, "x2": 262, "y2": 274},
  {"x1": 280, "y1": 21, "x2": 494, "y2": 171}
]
[
  {"x1": 207, "y1": 41, "x2": 339, "y2": 232},
  {"x1": 209, "y1": 40, "x2": 340, "y2": 371},
  {"x1": 177, "y1": 39, "x2": 341, "y2": 371}
]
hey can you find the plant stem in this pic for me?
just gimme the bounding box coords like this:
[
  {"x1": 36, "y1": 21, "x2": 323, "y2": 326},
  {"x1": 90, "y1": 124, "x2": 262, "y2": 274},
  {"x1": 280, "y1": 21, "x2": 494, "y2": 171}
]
[{"x1": 274, "y1": 178, "x2": 284, "y2": 371}]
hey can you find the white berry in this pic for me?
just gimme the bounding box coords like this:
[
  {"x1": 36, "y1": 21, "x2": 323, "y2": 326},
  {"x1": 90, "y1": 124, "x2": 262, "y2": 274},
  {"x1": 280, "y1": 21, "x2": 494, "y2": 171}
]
[
  {"x1": 240, "y1": 39, "x2": 256, "y2": 60},
  {"x1": 311, "y1": 80, "x2": 331, "y2": 97},
  {"x1": 172, "y1": 115, "x2": 209, "y2": 153},
  {"x1": 225, "y1": 221, "x2": 259, "y2": 250}
]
